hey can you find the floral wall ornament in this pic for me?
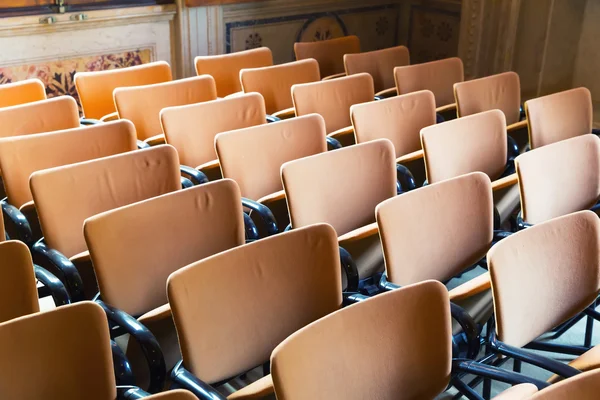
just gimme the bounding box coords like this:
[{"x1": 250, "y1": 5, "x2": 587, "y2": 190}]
[
  {"x1": 314, "y1": 29, "x2": 332, "y2": 41},
  {"x1": 245, "y1": 33, "x2": 263, "y2": 50}
]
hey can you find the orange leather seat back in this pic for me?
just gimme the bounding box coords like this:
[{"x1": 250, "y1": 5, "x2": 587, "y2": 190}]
[
  {"x1": 294, "y1": 36, "x2": 360, "y2": 78},
  {"x1": 344, "y1": 46, "x2": 410, "y2": 93},
  {"x1": 216, "y1": 114, "x2": 327, "y2": 200},
  {"x1": 525, "y1": 87, "x2": 593, "y2": 149},
  {"x1": 352, "y1": 90, "x2": 436, "y2": 157},
  {"x1": 421, "y1": 109, "x2": 507, "y2": 184},
  {"x1": 161, "y1": 93, "x2": 266, "y2": 168},
  {"x1": 240, "y1": 59, "x2": 320, "y2": 114},
  {"x1": 282, "y1": 139, "x2": 396, "y2": 236},
  {"x1": 394, "y1": 57, "x2": 464, "y2": 107},
  {"x1": 195, "y1": 47, "x2": 273, "y2": 97},
  {"x1": 0, "y1": 120, "x2": 137, "y2": 208},
  {"x1": 0, "y1": 241, "x2": 40, "y2": 323},
  {"x1": 516, "y1": 134, "x2": 600, "y2": 225},
  {"x1": 0, "y1": 79, "x2": 46, "y2": 109},
  {"x1": 0, "y1": 302, "x2": 116, "y2": 400},
  {"x1": 377, "y1": 172, "x2": 493, "y2": 285},
  {"x1": 489, "y1": 211, "x2": 600, "y2": 348},
  {"x1": 454, "y1": 71, "x2": 521, "y2": 125},
  {"x1": 271, "y1": 281, "x2": 452, "y2": 400},
  {"x1": 168, "y1": 224, "x2": 342, "y2": 384},
  {"x1": 84, "y1": 180, "x2": 245, "y2": 317},
  {"x1": 292, "y1": 73, "x2": 374, "y2": 134},
  {"x1": 0, "y1": 96, "x2": 80, "y2": 139},
  {"x1": 30, "y1": 145, "x2": 181, "y2": 258},
  {"x1": 75, "y1": 61, "x2": 172, "y2": 119},
  {"x1": 114, "y1": 76, "x2": 217, "y2": 141}
]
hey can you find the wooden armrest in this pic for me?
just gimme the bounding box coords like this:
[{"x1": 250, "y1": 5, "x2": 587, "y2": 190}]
[
  {"x1": 144, "y1": 134, "x2": 166, "y2": 146},
  {"x1": 448, "y1": 272, "x2": 490, "y2": 302},
  {"x1": 328, "y1": 126, "x2": 354, "y2": 139},
  {"x1": 69, "y1": 250, "x2": 90, "y2": 264},
  {"x1": 138, "y1": 303, "x2": 171, "y2": 323},
  {"x1": 491, "y1": 173, "x2": 518, "y2": 191},
  {"x1": 375, "y1": 87, "x2": 397, "y2": 98},
  {"x1": 19, "y1": 200, "x2": 35, "y2": 212},
  {"x1": 507, "y1": 120, "x2": 528, "y2": 132},
  {"x1": 436, "y1": 103, "x2": 457, "y2": 113},
  {"x1": 338, "y1": 222, "x2": 379, "y2": 244},
  {"x1": 257, "y1": 190, "x2": 285, "y2": 205},
  {"x1": 322, "y1": 72, "x2": 347, "y2": 81},
  {"x1": 195, "y1": 158, "x2": 220, "y2": 172},
  {"x1": 396, "y1": 149, "x2": 424, "y2": 164},
  {"x1": 224, "y1": 91, "x2": 244, "y2": 98},
  {"x1": 100, "y1": 111, "x2": 119, "y2": 122},
  {"x1": 272, "y1": 108, "x2": 296, "y2": 119}
]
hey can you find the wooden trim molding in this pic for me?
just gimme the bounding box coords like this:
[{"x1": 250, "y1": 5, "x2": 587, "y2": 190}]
[{"x1": 185, "y1": 0, "x2": 265, "y2": 7}]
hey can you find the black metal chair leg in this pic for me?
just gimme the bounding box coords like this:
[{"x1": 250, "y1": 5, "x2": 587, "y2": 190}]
[
  {"x1": 482, "y1": 377, "x2": 491, "y2": 400},
  {"x1": 513, "y1": 359, "x2": 522, "y2": 373}
]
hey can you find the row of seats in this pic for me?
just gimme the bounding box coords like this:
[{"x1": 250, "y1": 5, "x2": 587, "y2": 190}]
[{"x1": 0, "y1": 35, "x2": 598, "y2": 399}]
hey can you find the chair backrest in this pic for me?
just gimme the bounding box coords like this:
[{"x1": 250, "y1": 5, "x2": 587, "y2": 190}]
[
  {"x1": 421, "y1": 109, "x2": 507, "y2": 184},
  {"x1": 271, "y1": 280, "x2": 452, "y2": 400},
  {"x1": 145, "y1": 390, "x2": 198, "y2": 400},
  {"x1": 0, "y1": 120, "x2": 137, "y2": 209},
  {"x1": 525, "y1": 87, "x2": 593, "y2": 149},
  {"x1": 161, "y1": 92, "x2": 266, "y2": 168},
  {"x1": 0, "y1": 301, "x2": 116, "y2": 400},
  {"x1": 240, "y1": 59, "x2": 320, "y2": 114},
  {"x1": 75, "y1": 61, "x2": 173, "y2": 120},
  {"x1": 292, "y1": 73, "x2": 374, "y2": 134},
  {"x1": 282, "y1": 139, "x2": 396, "y2": 236},
  {"x1": 30, "y1": 145, "x2": 181, "y2": 258},
  {"x1": 529, "y1": 369, "x2": 600, "y2": 400},
  {"x1": 0, "y1": 241, "x2": 39, "y2": 323},
  {"x1": 344, "y1": 46, "x2": 410, "y2": 93},
  {"x1": 216, "y1": 114, "x2": 327, "y2": 200},
  {"x1": 394, "y1": 57, "x2": 464, "y2": 107},
  {"x1": 377, "y1": 172, "x2": 493, "y2": 285},
  {"x1": 294, "y1": 36, "x2": 361, "y2": 78},
  {"x1": 114, "y1": 76, "x2": 217, "y2": 141},
  {"x1": 168, "y1": 223, "x2": 342, "y2": 384},
  {"x1": 0, "y1": 96, "x2": 80, "y2": 139},
  {"x1": 195, "y1": 47, "x2": 273, "y2": 97},
  {"x1": 516, "y1": 134, "x2": 600, "y2": 225},
  {"x1": 0, "y1": 79, "x2": 46, "y2": 109},
  {"x1": 454, "y1": 71, "x2": 521, "y2": 125},
  {"x1": 84, "y1": 180, "x2": 245, "y2": 317},
  {"x1": 352, "y1": 90, "x2": 436, "y2": 157},
  {"x1": 488, "y1": 211, "x2": 600, "y2": 348}
]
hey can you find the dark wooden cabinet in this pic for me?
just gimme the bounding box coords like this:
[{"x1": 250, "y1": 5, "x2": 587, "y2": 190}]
[{"x1": 0, "y1": 0, "x2": 174, "y2": 17}]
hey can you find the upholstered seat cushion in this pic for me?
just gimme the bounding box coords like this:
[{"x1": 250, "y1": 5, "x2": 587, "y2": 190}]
[{"x1": 228, "y1": 375, "x2": 275, "y2": 400}]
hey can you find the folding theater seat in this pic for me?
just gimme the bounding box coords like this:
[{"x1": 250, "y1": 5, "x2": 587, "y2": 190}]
[
  {"x1": 376, "y1": 172, "x2": 505, "y2": 332},
  {"x1": 291, "y1": 73, "x2": 375, "y2": 146},
  {"x1": 484, "y1": 211, "x2": 600, "y2": 387},
  {"x1": 240, "y1": 59, "x2": 320, "y2": 119},
  {"x1": 281, "y1": 139, "x2": 406, "y2": 292},
  {"x1": 344, "y1": 45, "x2": 410, "y2": 98},
  {"x1": 351, "y1": 90, "x2": 437, "y2": 185},
  {"x1": 496, "y1": 369, "x2": 600, "y2": 400},
  {"x1": 394, "y1": 57, "x2": 464, "y2": 120},
  {"x1": 421, "y1": 109, "x2": 521, "y2": 227},
  {"x1": 161, "y1": 93, "x2": 267, "y2": 182},
  {"x1": 167, "y1": 224, "x2": 346, "y2": 399},
  {"x1": 0, "y1": 78, "x2": 46, "y2": 108},
  {"x1": 114, "y1": 76, "x2": 217, "y2": 146},
  {"x1": 0, "y1": 120, "x2": 137, "y2": 243},
  {"x1": 454, "y1": 71, "x2": 528, "y2": 150},
  {"x1": 75, "y1": 61, "x2": 172, "y2": 121},
  {"x1": 28, "y1": 146, "x2": 186, "y2": 301},
  {"x1": 0, "y1": 240, "x2": 69, "y2": 321},
  {"x1": 84, "y1": 180, "x2": 255, "y2": 392},
  {"x1": 146, "y1": 391, "x2": 198, "y2": 400},
  {"x1": 195, "y1": 47, "x2": 273, "y2": 98},
  {"x1": 0, "y1": 301, "x2": 153, "y2": 399},
  {"x1": 294, "y1": 35, "x2": 360, "y2": 80},
  {"x1": 524, "y1": 87, "x2": 596, "y2": 149},
  {"x1": 515, "y1": 134, "x2": 600, "y2": 228},
  {"x1": 215, "y1": 114, "x2": 328, "y2": 231},
  {"x1": 271, "y1": 280, "x2": 545, "y2": 400}
]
